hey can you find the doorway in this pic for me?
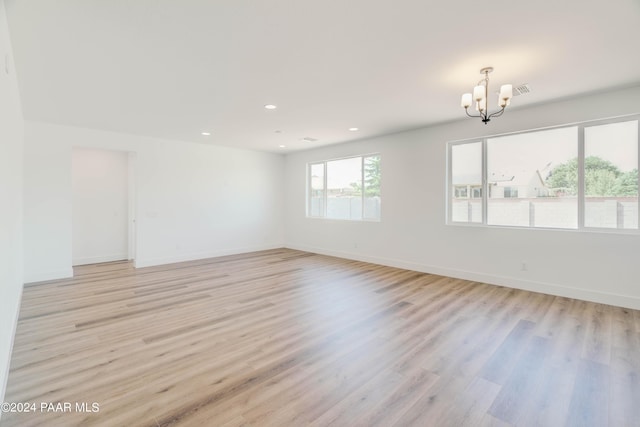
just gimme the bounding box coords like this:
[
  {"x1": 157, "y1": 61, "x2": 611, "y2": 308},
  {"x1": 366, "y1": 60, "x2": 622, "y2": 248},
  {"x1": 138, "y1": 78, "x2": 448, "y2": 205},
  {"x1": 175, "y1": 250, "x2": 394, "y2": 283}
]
[{"x1": 72, "y1": 147, "x2": 136, "y2": 266}]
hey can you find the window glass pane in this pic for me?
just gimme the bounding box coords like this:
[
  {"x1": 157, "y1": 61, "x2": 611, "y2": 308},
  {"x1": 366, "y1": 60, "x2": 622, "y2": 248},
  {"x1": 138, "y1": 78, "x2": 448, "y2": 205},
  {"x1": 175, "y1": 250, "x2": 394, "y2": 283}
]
[
  {"x1": 309, "y1": 163, "x2": 324, "y2": 217},
  {"x1": 584, "y1": 120, "x2": 638, "y2": 229},
  {"x1": 327, "y1": 157, "x2": 363, "y2": 220},
  {"x1": 363, "y1": 155, "x2": 381, "y2": 220},
  {"x1": 487, "y1": 127, "x2": 578, "y2": 228},
  {"x1": 451, "y1": 142, "x2": 482, "y2": 223}
]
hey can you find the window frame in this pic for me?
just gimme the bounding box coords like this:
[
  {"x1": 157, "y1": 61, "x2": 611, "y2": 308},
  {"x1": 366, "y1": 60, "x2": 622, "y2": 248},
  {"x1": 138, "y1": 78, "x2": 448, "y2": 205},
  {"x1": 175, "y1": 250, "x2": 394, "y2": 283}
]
[
  {"x1": 307, "y1": 153, "x2": 381, "y2": 222},
  {"x1": 447, "y1": 114, "x2": 640, "y2": 233}
]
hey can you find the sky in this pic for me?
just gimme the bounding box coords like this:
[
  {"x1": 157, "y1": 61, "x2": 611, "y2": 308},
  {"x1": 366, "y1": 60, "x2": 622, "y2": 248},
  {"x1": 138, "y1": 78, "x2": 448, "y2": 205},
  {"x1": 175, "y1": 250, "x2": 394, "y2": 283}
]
[
  {"x1": 452, "y1": 119, "x2": 638, "y2": 185},
  {"x1": 584, "y1": 120, "x2": 638, "y2": 172},
  {"x1": 327, "y1": 157, "x2": 362, "y2": 188}
]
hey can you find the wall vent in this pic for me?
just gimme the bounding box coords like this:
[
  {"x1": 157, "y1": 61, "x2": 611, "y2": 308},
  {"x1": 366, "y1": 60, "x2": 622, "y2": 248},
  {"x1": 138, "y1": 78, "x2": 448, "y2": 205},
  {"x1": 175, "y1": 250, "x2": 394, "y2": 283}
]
[
  {"x1": 512, "y1": 84, "x2": 531, "y2": 96},
  {"x1": 301, "y1": 137, "x2": 318, "y2": 142}
]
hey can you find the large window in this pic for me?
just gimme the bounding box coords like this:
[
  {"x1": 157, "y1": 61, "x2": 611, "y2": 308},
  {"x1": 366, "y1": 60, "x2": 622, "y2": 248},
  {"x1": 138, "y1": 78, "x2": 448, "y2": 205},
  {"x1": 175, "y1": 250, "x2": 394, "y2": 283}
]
[
  {"x1": 308, "y1": 154, "x2": 381, "y2": 221},
  {"x1": 487, "y1": 126, "x2": 578, "y2": 228},
  {"x1": 448, "y1": 116, "x2": 639, "y2": 231}
]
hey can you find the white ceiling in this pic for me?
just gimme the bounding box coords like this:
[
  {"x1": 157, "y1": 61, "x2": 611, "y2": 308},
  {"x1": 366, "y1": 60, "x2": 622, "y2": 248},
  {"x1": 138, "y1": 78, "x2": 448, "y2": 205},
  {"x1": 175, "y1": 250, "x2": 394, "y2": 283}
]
[{"x1": 5, "y1": 0, "x2": 640, "y2": 153}]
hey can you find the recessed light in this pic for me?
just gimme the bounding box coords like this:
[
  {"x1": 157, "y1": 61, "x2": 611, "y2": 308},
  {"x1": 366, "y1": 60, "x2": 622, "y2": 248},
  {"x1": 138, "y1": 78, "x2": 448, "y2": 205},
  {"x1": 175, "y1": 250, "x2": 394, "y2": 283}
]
[
  {"x1": 279, "y1": 145, "x2": 286, "y2": 148},
  {"x1": 201, "y1": 132, "x2": 211, "y2": 136},
  {"x1": 274, "y1": 130, "x2": 282, "y2": 133},
  {"x1": 349, "y1": 127, "x2": 359, "y2": 132},
  {"x1": 264, "y1": 104, "x2": 277, "y2": 110}
]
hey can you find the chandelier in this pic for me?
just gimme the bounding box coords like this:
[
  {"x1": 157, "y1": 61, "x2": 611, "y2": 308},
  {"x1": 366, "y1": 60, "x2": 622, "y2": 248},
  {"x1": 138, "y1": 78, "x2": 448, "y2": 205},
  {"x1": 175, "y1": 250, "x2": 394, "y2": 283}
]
[{"x1": 461, "y1": 67, "x2": 512, "y2": 124}]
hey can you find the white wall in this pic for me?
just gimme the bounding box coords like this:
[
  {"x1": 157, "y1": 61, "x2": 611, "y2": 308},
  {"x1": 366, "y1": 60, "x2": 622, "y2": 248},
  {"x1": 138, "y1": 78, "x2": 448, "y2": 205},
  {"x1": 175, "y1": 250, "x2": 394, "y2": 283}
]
[
  {"x1": 24, "y1": 122, "x2": 285, "y2": 282},
  {"x1": 0, "y1": 0, "x2": 23, "y2": 407},
  {"x1": 72, "y1": 148, "x2": 129, "y2": 265},
  {"x1": 284, "y1": 85, "x2": 640, "y2": 310}
]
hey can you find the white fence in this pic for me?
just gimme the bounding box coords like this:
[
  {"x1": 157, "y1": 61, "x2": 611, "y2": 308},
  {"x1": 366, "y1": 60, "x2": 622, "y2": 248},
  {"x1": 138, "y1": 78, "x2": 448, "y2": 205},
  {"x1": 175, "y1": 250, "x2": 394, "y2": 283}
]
[
  {"x1": 311, "y1": 196, "x2": 381, "y2": 220},
  {"x1": 452, "y1": 197, "x2": 638, "y2": 229}
]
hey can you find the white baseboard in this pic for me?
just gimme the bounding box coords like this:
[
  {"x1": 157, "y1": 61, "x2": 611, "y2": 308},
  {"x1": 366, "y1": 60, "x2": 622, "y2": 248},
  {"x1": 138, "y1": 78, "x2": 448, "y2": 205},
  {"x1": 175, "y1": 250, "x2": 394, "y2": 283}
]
[
  {"x1": 24, "y1": 268, "x2": 74, "y2": 284},
  {"x1": 285, "y1": 243, "x2": 640, "y2": 311},
  {"x1": 0, "y1": 284, "x2": 24, "y2": 411},
  {"x1": 23, "y1": 245, "x2": 286, "y2": 283},
  {"x1": 135, "y1": 243, "x2": 286, "y2": 268},
  {"x1": 72, "y1": 254, "x2": 128, "y2": 266}
]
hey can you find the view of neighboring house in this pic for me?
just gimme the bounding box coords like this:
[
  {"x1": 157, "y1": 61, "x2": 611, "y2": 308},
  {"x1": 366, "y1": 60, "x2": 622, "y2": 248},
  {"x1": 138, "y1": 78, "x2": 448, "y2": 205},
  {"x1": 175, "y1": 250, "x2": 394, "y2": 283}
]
[{"x1": 454, "y1": 163, "x2": 554, "y2": 199}]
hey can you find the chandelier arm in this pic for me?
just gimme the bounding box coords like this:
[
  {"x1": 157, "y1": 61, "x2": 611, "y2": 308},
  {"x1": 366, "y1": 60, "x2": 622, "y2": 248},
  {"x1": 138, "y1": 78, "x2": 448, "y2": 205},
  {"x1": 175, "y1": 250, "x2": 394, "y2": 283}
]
[
  {"x1": 487, "y1": 108, "x2": 506, "y2": 120},
  {"x1": 464, "y1": 108, "x2": 482, "y2": 119}
]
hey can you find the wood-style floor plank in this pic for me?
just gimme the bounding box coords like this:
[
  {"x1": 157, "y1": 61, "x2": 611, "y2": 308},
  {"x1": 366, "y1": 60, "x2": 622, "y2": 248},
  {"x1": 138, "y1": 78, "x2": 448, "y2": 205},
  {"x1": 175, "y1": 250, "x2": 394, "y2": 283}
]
[
  {"x1": 487, "y1": 335, "x2": 551, "y2": 424},
  {"x1": 3, "y1": 248, "x2": 639, "y2": 426},
  {"x1": 566, "y1": 358, "x2": 610, "y2": 427}
]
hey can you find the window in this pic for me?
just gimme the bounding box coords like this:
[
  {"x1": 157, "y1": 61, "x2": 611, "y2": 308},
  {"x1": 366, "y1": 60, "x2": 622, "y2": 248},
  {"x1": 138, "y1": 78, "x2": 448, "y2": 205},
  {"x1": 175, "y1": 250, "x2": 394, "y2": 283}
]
[
  {"x1": 454, "y1": 186, "x2": 468, "y2": 198},
  {"x1": 503, "y1": 187, "x2": 519, "y2": 198},
  {"x1": 448, "y1": 116, "x2": 639, "y2": 231},
  {"x1": 308, "y1": 163, "x2": 325, "y2": 217},
  {"x1": 584, "y1": 121, "x2": 638, "y2": 229},
  {"x1": 307, "y1": 154, "x2": 381, "y2": 221},
  {"x1": 487, "y1": 126, "x2": 578, "y2": 228},
  {"x1": 471, "y1": 186, "x2": 482, "y2": 199},
  {"x1": 451, "y1": 141, "x2": 482, "y2": 223}
]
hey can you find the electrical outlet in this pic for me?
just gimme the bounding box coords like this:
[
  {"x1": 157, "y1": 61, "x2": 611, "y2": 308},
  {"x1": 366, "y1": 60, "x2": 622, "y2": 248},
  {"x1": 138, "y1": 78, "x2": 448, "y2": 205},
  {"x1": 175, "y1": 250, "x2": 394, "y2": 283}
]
[{"x1": 521, "y1": 262, "x2": 528, "y2": 271}]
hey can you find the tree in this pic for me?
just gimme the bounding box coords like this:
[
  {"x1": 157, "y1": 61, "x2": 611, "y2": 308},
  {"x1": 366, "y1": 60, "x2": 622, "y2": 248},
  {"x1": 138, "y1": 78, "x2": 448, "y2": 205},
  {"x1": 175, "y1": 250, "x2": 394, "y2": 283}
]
[
  {"x1": 547, "y1": 158, "x2": 579, "y2": 195},
  {"x1": 547, "y1": 156, "x2": 637, "y2": 196},
  {"x1": 613, "y1": 169, "x2": 639, "y2": 196},
  {"x1": 363, "y1": 156, "x2": 381, "y2": 197},
  {"x1": 350, "y1": 156, "x2": 381, "y2": 197}
]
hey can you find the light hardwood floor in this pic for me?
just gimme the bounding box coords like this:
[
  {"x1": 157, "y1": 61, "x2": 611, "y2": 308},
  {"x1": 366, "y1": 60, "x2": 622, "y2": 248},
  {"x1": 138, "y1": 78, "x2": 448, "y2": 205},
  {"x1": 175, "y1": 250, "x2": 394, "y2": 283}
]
[{"x1": 4, "y1": 249, "x2": 640, "y2": 426}]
